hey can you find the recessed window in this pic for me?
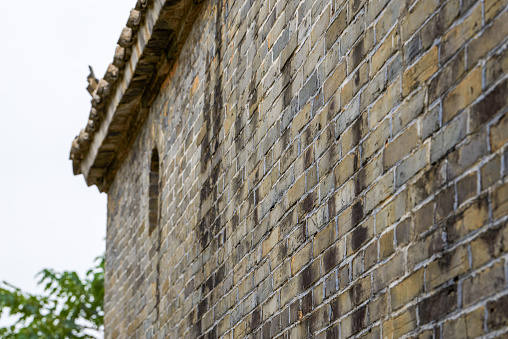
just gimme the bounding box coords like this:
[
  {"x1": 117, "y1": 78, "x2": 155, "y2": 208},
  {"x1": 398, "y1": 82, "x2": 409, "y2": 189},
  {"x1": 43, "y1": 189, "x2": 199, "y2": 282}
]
[{"x1": 149, "y1": 148, "x2": 160, "y2": 235}]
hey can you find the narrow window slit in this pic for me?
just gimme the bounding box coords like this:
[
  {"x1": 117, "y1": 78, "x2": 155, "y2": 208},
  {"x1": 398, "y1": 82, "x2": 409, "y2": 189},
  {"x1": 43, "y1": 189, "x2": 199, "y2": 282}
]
[{"x1": 148, "y1": 148, "x2": 160, "y2": 235}]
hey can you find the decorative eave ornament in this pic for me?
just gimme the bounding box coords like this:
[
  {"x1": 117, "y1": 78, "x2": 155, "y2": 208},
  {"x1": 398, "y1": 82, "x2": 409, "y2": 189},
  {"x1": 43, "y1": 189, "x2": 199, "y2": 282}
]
[{"x1": 70, "y1": 0, "x2": 205, "y2": 192}]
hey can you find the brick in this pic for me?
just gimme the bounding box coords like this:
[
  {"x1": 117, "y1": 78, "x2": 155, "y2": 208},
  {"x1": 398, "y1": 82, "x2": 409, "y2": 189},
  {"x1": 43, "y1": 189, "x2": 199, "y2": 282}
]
[
  {"x1": 370, "y1": 77, "x2": 402, "y2": 128},
  {"x1": 481, "y1": 155, "x2": 501, "y2": 190},
  {"x1": 442, "y1": 307, "x2": 484, "y2": 339},
  {"x1": 395, "y1": 143, "x2": 428, "y2": 188},
  {"x1": 428, "y1": 49, "x2": 465, "y2": 103},
  {"x1": 376, "y1": 190, "x2": 408, "y2": 234},
  {"x1": 414, "y1": 202, "x2": 434, "y2": 235},
  {"x1": 490, "y1": 112, "x2": 508, "y2": 152},
  {"x1": 361, "y1": 119, "x2": 390, "y2": 163},
  {"x1": 341, "y1": 113, "x2": 367, "y2": 154},
  {"x1": 325, "y1": 8, "x2": 347, "y2": 50},
  {"x1": 430, "y1": 113, "x2": 467, "y2": 163},
  {"x1": 380, "y1": 229, "x2": 394, "y2": 259},
  {"x1": 341, "y1": 305, "x2": 368, "y2": 338},
  {"x1": 419, "y1": 284, "x2": 458, "y2": 324},
  {"x1": 370, "y1": 292, "x2": 388, "y2": 322},
  {"x1": 485, "y1": 46, "x2": 508, "y2": 87},
  {"x1": 311, "y1": 6, "x2": 330, "y2": 47},
  {"x1": 400, "y1": 0, "x2": 439, "y2": 41},
  {"x1": 392, "y1": 87, "x2": 424, "y2": 134},
  {"x1": 457, "y1": 169, "x2": 478, "y2": 204},
  {"x1": 365, "y1": 172, "x2": 394, "y2": 213},
  {"x1": 447, "y1": 131, "x2": 487, "y2": 179},
  {"x1": 446, "y1": 195, "x2": 488, "y2": 243},
  {"x1": 323, "y1": 61, "x2": 346, "y2": 103},
  {"x1": 420, "y1": 0, "x2": 460, "y2": 50},
  {"x1": 426, "y1": 245, "x2": 469, "y2": 289},
  {"x1": 383, "y1": 124, "x2": 419, "y2": 170},
  {"x1": 347, "y1": 216, "x2": 374, "y2": 254},
  {"x1": 441, "y1": 3, "x2": 482, "y2": 62},
  {"x1": 360, "y1": 68, "x2": 387, "y2": 112},
  {"x1": 348, "y1": 28, "x2": 375, "y2": 73},
  {"x1": 355, "y1": 153, "x2": 383, "y2": 196},
  {"x1": 291, "y1": 242, "x2": 312, "y2": 275},
  {"x1": 334, "y1": 152, "x2": 358, "y2": 188},
  {"x1": 436, "y1": 185, "x2": 455, "y2": 221},
  {"x1": 287, "y1": 175, "x2": 305, "y2": 208},
  {"x1": 402, "y1": 45, "x2": 438, "y2": 96},
  {"x1": 396, "y1": 218, "x2": 411, "y2": 247},
  {"x1": 375, "y1": 0, "x2": 407, "y2": 39},
  {"x1": 313, "y1": 222, "x2": 336, "y2": 256},
  {"x1": 371, "y1": 26, "x2": 401, "y2": 77},
  {"x1": 341, "y1": 61, "x2": 369, "y2": 107},
  {"x1": 337, "y1": 200, "x2": 366, "y2": 239},
  {"x1": 469, "y1": 78, "x2": 508, "y2": 132},
  {"x1": 463, "y1": 261, "x2": 505, "y2": 307},
  {"x1": 383, "y1": 306, "x2": 417, "y2": 338},
  {"x1": 373, "y1": 252, "x2": 405, "y2": 293},
  {"x1": 299, "y1": 71, "x2": 319, "y2": 107},
  {"x1": 390, "y1": 268, "x2": 424, "y2": 310},
  {"x1": 487, "y1": 294, "x2": 508, "y2": 330},
  {"x1": 468, "y1": 10, "x2": 508, "y2": 68},
  {"x1": 442, "y1": 67, "x2": 482, "y2": 123},
  {"x1": 493, "y1": 182, "x2": 508, "y2": 220}
]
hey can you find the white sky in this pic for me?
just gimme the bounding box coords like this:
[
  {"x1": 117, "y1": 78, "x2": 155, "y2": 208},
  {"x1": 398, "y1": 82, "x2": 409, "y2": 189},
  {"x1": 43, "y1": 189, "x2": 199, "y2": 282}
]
[{"x1": 0, "y1": 0, "x2": 135, "y2": 299}]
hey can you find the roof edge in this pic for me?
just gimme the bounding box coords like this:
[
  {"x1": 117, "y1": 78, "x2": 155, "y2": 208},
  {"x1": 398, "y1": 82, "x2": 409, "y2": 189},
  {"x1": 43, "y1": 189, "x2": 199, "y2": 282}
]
[{"x1": 70, "y1": 0, "x2": 205, "y2": 192}]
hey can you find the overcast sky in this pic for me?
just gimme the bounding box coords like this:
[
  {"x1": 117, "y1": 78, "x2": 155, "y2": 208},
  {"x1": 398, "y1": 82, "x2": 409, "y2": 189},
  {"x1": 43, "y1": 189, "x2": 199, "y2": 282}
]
[{"x1": 0, "y1": 0, "x2": 136, "y2": 299}]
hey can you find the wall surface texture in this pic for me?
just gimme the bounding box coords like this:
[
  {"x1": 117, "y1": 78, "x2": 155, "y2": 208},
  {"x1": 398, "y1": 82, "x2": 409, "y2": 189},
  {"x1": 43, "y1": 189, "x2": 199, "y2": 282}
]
[{"x1": 104, "y1": 0, "x2": 508, "y2": 337}]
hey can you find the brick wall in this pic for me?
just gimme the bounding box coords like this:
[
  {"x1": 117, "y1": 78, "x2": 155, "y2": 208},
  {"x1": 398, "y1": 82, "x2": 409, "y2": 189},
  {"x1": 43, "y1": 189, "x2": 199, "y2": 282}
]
[{"x1": 104, "y1": 0, "x2": 508, "y2": 337}]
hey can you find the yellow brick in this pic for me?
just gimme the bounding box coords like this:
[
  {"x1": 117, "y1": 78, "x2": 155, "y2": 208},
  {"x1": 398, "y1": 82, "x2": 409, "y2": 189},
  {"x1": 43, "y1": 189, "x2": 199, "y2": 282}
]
[
  {"x1": 442, "y1": 67, "x2": 482, "y2": 123},
  {"x1": 390, "y1": 268, "x2": 424, "y2": 310},
  {"x1": 402, "y1": 46, "x2": 439, "y2": 96}
]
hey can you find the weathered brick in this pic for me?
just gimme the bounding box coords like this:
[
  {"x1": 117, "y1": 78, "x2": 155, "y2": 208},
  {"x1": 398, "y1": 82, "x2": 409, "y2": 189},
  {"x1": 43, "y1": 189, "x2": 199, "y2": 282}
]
[
  {"x1": 447, "y1": 131, "x2": 487, "y2": 179},
  {"x1": 371, "y1": 27, "x2": 400, "y2": 77},
  {"x1": 291, "y1": 242, "x2": 312, "y2": 275},
  {"x1": 313, "y1": 222, "x2": 336, "y2": 256},
  {"x1": 485, "y1": 46, "x2": 508, "y2": 87},
  {"x1": 487, "y1": 294, "x2": 508, "y2": 330},
  {"x1": 490, "y1": 112, "x2": 508, "y2": 152},
  {"x1": 361, "y1": 119, "x2": 390, "y2": 163},
  {"x1": 325, "y1": 8, "x2": 347, "y2": 51},
  {"x1": 442, "y1": 307, "x2": 484, "y2": 339},
  {"x1": 469, "y1": 78, "x2": 508, "y2": 132},
  {"x1": 370, "y1": 77, "x2": 402, "y2": 128},
  {"x1": 383, "y1": 306, "x2": 417, "y2": 338},
  {"x1": 430, "y1": 113, "x2": 467, "y2": 163},
  {"x1": 442, "y1": 67, "x2": 482, "y2": 123},
  {"x1": 449, "y1": 196, "x2": 488, "y2": 243},
  {"x1": 323, "y1": 61, "x2": 346, "y2": 103},
  {"x1": 428, "y1": 49, "x2": 465, "y2": 103},
  {"x1": 373, "y1": 252, "x2": 405, "y2": 293},
  {"x1": 392, "y1": 87, "x2": 424, "y2": 134},
  {"x1": 467, "y1": 10, "x2": 508, "y2": 68},
  {"x1": 441, "y1": 3, "x2": 482, "y2": 62},
  {"x1": 383, "y1": 124, "x2": 419, "y2": 170},
  {"x1": 400, "y1": 0, "x2": 439, "y2": 41},
  {"x1": 493, "y1": 182, "x2": 508, "y2": 220},
  {"x1": 380, "y1": 229, "x2": 395, "y2": 259},
  {"x1": 426, "y1": 245, "x2": 469, "y2": 289},
  {"x1": 420, "y1": 0, "x2": 460, "y2": 49},
  {"x1": 463, "y1": 261, "x2": 505, "y2": 307},
  {"x1": 390, "y1": 268, "x2": 424, "y2": 310},
  {"x1": 419, "y1": 284, "x2": 458, "y2": 324},
  {"x1": 402, "y1": 46, "x2": 438, "y2": 96},
  {"x1": 481, "y1": 155, "x2": 501, "y2": 190}
]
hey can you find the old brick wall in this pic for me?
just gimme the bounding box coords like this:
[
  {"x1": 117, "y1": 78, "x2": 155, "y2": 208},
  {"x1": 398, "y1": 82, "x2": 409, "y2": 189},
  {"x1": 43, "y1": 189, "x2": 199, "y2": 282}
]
[{"x1": 104, "y1": 0, "x2": 508, "y2": 337}]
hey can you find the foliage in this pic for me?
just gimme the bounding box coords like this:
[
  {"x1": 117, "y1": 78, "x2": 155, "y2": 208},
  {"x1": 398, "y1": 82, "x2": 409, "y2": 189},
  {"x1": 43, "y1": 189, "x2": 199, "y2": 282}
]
[{"x1": 0, "y1": 256, "x2": 104, "y2": 339}]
